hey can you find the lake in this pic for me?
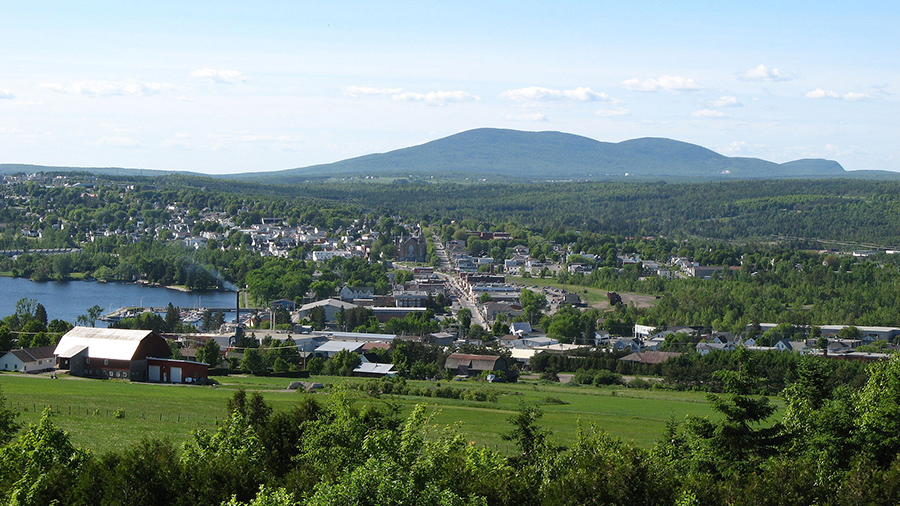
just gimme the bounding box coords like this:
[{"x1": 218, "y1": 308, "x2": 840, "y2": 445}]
[{"x1": 0, "y1": 277, "x2": 239, "y2": 326}]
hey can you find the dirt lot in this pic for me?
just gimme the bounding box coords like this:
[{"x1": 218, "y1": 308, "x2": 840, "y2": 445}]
[{"x1": 591, "y1": 292, "x2": 659, "y2": 311}]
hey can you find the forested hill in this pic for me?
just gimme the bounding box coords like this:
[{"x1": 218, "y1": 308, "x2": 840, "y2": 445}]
[
  {"x1": 5, "y1": 129, "x2": 900, "y2": 182},
  {"x1": 226, "y1": 128, "x2": 870, "y2": 183}
]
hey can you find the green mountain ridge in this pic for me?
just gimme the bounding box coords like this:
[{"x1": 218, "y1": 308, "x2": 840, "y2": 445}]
[
  {"x1": 220, "y1": 128, "x2": 873, "y2": 182},
  {"x1": 3, "y1": 128, "x2": 899, "y2": 182}
]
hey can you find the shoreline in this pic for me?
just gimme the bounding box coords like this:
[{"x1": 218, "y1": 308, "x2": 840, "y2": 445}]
[{"x1": 0, "y1": 274, "x2": 233, "y2": 294}]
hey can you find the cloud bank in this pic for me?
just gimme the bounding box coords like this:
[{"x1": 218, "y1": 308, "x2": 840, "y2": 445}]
[
  {"x1": 344, "y1": 86, "x2": 478, "y2": 106},
  {"x1": 622, "y1": 75, "x2": 701, "y2": 92},
  {"x1": 741, "y1": 64, "x2": 790, "y2": 81},
  {"x1": 43, "y1": 81, "x2": 173, "y2": 97},
  {"x1": 805, "y1": 88, "x2": 873, "y2": 101},
  {"x1": 501, "y1": 86, "x2": 613, "y2": 102}
]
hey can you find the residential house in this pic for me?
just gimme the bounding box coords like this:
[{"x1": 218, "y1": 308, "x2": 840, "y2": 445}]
[
  {"x1": 509, "y1": 322, "x2": 532, "y2": 336},
  {"x1": 611, "y1": 338, "x2": 642, "y2": 353},
  {"x1": 339, "y1": 285, "x2": 375, "y2": 302},
  {"x1": 445, "y1": 353, "x2": 508, "y2": 377},
  {"x1": 0, "y1": 345, "x2": 56, "y2": 373},
  {"x1": 775, "y1": 339, "x2": 807, "y2": 354},
  {"x1": 696, "y1": 342, "x2": 733, "y2": 355},
  {"x1": 483, "y1": 302, "x2": 523, "y2": 322},
  {"x1": 295, "y1": 299, "x2": 359, "y2": 323}
]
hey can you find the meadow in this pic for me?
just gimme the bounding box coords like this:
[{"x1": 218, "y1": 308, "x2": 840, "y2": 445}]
[{"x1": 0, "y1": 372, "x2": 729, "y2": 454}]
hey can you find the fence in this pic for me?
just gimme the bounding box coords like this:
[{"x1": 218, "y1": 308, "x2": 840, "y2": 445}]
[{"x1": 12, "y1": 400, "x2": 222, "y2": 425}]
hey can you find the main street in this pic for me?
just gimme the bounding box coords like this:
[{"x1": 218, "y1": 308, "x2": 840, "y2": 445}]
[{"x1": 432, "y1": 236, "x2": 486, "y2": 329}]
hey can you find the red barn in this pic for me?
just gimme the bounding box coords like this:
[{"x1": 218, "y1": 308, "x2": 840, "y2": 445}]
[
  {"x1": 147, "y1": 358, "x2": 209, "y2": 384},
  {"x1": 54, "y1": 326, "x2": 172, "y2": 381}
]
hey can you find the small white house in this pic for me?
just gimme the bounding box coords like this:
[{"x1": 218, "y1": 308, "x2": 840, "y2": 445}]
[{"x1": 0, "y1": 345, "x2": 57, "y2": 373}]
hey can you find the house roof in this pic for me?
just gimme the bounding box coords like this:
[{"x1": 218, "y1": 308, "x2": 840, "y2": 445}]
[
  {"x1": 313, "y1": 340, "x2": 366, "y2": 354},
  {"x1": 510, "y1": 322, "x2": 532, "y2": 335},
  {"x1": 298, "y1": 298, "x2": 358, "y2": 312},
  {"x1": 509, "y1": 348, "x2": 538, "y2": 360},
  {"x1": 311, "y1": 331, "x2": 397, "y2": 342},
  {"x1": 54, "y1": 326, "x2": 160, "y2": 361},
  {"x1": 445, "y1": 353, "x2": 504, "y2": 371},
  {"x1": 9, "y1": 345, "x2": 56, "y2": 363}
]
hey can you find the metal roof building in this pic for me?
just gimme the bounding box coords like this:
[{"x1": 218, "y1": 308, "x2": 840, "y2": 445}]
[{"x1": 54, "y1": 326, "x2": 172, "y2": 381}]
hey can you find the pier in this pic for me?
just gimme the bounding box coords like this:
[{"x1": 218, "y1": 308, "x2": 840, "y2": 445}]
[{"x1": 100, "y1": 306, "x2": 265, "y2": 322}]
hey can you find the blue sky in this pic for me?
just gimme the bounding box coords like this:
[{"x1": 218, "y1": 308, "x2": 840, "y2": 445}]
[{"x1": 1, "y1": 1, "x2": 897, "y2": 174}]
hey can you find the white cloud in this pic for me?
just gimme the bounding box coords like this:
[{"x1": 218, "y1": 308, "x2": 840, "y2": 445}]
[
  {"x1": 190, "y1": 68, "x2": 245, "y2": 84},
  {"x1": 691, "y1": 109, "x2": 725, "y2": 118},
  {"x1": 805, "y1": 88, "x2": 874, "y2": 101},
  {"x1": 43, "y1": 81, "x2": 173, "y2": 97},
  {"x1": 805, "y1": 88, "x2": 840, "y2": 99},
  {"x1": 621, "y1": 75, "x2": 701, "y2": 92},
  {"x1": 343, "y1": 86, "x2": 478, "y2": 105},
  {"x1": 0, "y1": 89, "x2": 14, "y2": 99},
  {"x1": 501, "y1": 86, "x2": 613, "y2": 102},
  {"x1": 392, "y1": 90, "x2": 478, "y2": 106},
  {"x1": 344, "y1": 86, "x2": 403, "y2": 98},
  {"x1": 841, "y1": 92, "x2": 874, "y2": 101},
  {"x1": 741, "y1": 64, "x2": 790, "y2": 81},
  {"x1": 713, "y1": 96, "x2": 741, "y2": 107},
  {"x1": 594, "y1": 108, "x2": 630, "y2": 117},
  {"x1": 95, "y1": 136, "x2": 139, "y2": 147},
  {"x1": 505, "y1": 113, "x2": 548, "y2": 122}
]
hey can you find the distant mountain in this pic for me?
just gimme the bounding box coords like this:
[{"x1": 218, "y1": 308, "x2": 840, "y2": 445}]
[
  {"x1": 4, "y1": 129, "x2": 898, "y2": 182},
  {"x1": 227, "y1": 128, "x2": 864, "y2": 183},
  {"x1": 0, "y1": 163, "x2": 195, "y2": 178}
]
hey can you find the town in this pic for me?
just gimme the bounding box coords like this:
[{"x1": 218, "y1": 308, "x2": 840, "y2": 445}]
[
  {"x1": 0, "y1": 173, "x2": 896, "y2": 386},
  {"x1": 3, "y1": 172, "x2": 900, "y2": 505}
]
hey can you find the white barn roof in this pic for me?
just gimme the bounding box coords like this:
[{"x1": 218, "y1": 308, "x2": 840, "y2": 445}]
[
  {"x1": 353, "y1": 362, "x2": 396, "y2": 375},
  {"x1": 313, "y1": 340, "x2": 366, "y2": 354},
  {"x1": 54, "y1": 326, "x2": 157, "y2": 361}
]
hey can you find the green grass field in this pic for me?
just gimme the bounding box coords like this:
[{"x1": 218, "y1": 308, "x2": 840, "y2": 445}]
[{"x1": 0, "y1": 372, "x2": 728, "y2": 454}]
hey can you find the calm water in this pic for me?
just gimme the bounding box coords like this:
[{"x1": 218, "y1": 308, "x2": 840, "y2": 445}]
[{"x1": 0, "y1": 277, "x2": 238, "y2": 326}]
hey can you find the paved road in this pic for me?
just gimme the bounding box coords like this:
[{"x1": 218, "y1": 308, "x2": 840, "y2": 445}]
[{"x1": 432, "y1": 236, "x2": 486, "y2": 328}]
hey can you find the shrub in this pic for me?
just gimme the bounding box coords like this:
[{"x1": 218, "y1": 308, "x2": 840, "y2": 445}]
[
  {"x1": 626, "y1": 378, "x2": 653, "y2": 389},
  {"x1": 593, "y1": 369, "x2": 624, "y2": 386}
]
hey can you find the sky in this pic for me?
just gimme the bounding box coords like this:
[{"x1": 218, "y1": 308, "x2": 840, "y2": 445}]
[{"x1": 1, "y1": 1, "x2": 898, "y2": 175}]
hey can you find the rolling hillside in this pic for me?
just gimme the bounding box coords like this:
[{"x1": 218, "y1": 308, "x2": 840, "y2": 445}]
[
  {"x1": 228, "y1": 128, "x2": 855, "y2": 182},
  {"x1": 6, "y1": 129, "x2": 899, "y2": 182}
]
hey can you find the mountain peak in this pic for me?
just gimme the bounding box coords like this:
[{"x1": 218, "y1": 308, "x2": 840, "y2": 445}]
[{"x1": 235, "y1": 128, "x2": 844, "y2": 182}]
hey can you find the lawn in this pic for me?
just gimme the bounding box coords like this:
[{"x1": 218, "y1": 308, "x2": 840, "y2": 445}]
[{"x1": 0, "y1": 372, "x2": 729, "y2": 454}]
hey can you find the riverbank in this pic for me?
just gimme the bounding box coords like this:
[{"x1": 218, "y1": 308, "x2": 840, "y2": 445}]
[{"x1": 0, "y1": 277, "x2": 239, "y2": 325}]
